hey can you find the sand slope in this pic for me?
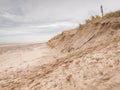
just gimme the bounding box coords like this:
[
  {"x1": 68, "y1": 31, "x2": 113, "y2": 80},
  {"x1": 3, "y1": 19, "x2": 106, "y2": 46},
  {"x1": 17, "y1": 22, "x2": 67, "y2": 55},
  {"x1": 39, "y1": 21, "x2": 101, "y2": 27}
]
[{"x1": 0, "y1": 12, "x2": 120, "y2": 90}]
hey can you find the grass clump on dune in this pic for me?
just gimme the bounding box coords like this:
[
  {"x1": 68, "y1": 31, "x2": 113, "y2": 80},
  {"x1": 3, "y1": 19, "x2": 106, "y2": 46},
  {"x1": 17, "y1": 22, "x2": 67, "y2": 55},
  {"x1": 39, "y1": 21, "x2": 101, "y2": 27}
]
[
  {"x1": 103, "y1": 10, "x2": 120, "y2": 19},
  {"x1": 85, "y1": 10, "x2": 120, "y2": 24},
  {"x1": 85, "y1": 15, "x2": 101, "y2": 24}
]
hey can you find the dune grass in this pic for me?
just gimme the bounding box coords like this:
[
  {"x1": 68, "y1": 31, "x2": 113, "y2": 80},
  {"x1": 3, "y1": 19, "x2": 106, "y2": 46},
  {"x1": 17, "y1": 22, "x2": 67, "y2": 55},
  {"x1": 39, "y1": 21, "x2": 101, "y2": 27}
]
[
  {"x1": 103, "y1": 10, "x2": 120, "y2": 19},
  {"x1": 84, "y1": 10, "x2": 120, "y2": 24}
]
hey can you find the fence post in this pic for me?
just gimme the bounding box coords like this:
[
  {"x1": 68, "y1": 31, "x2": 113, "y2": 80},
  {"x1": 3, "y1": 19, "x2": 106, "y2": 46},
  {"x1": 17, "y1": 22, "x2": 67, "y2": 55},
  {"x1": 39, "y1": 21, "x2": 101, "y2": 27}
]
[{"x1": 101, "y1": 5, "x2": 104, "y2": 17}]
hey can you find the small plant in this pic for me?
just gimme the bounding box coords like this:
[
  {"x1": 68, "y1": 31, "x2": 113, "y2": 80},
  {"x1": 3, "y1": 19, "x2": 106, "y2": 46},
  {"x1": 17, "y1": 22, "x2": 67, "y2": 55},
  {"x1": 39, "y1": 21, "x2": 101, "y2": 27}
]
[
  {"x1": 85, "y1": 15, "x2": 101, "y2": 24},
  {"x1": 91, "y1": 15, "x2": 101, "y2": 21}
]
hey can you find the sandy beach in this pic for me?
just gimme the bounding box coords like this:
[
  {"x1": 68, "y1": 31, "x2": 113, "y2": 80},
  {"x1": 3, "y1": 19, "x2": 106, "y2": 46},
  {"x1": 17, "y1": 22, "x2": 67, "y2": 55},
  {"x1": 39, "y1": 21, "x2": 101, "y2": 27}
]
[{"x1": 0, "y1": 43, "x2": 59, "y2": 71}]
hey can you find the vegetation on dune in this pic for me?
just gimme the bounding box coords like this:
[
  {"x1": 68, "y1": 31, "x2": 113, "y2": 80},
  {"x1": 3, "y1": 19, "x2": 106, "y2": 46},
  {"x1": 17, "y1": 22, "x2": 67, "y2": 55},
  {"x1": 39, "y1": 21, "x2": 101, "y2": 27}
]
[
  {"x1": 79, "y1": 10, "x2": 120, "y2": 27},
  {"x1": 103, "y1": 10, "x2": 120, "y2": 19},
  {"x1": 85, "y1": 15, "x2": 101, "y2": 24}
]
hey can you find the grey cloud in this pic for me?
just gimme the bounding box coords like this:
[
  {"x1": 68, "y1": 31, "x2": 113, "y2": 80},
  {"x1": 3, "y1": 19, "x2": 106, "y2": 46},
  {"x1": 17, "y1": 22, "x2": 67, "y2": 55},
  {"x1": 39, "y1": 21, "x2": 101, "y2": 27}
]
[
  {"x1": 0, "y1": 0, "x2": 120, "y2": 43},
  {"x1": 0, "y1": 0, "x2": 120, "y2": 26}
]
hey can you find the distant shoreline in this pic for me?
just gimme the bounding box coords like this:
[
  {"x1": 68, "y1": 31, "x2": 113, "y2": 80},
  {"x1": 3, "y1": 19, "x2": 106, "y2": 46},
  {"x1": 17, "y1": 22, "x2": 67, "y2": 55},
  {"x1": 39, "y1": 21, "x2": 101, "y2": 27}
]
[{"x1": 0, "y1": 42, "x2": 44, "y2": 48}]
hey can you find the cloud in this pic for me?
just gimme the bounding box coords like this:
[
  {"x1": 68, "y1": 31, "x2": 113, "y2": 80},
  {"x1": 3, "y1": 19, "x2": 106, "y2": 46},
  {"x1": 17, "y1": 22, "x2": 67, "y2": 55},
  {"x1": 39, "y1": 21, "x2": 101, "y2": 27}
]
[
  {"x1": 0, "y1": 21, "x2": 78, "y2": 43},
  {"x1": 0, "y1": 0, "x2": 120, "y2": 26},
  {"x1": 0, "y1": 0, "x2": 120, "y2": 43}
]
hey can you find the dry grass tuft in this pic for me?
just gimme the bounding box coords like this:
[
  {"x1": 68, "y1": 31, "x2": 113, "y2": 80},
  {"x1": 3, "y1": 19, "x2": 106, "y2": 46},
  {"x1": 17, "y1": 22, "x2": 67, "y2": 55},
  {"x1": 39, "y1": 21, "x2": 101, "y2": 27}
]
[
  {"x1": 85, "y1": 15, "x2": 101, "y2": 24},
  {"x1": 103, "y1": 10, "x2": 120, "y2": 19},
  {"x1": 84, "y1": 10, "x2": 120, "y2": 25}
]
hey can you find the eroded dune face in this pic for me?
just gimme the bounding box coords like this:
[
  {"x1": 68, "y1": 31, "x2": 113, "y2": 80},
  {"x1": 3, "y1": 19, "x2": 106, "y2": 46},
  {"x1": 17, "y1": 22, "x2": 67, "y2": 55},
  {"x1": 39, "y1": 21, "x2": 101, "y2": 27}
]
[{"x1": 0, "y1": 14, "x2": 120, "y2": 90}]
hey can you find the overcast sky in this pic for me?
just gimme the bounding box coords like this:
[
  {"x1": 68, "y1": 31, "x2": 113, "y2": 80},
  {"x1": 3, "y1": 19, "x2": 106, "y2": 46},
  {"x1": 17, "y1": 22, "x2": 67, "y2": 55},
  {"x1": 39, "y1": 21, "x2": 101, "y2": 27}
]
[{"x1": 0, "y1": 0, "x2": 120, "y2": 43}]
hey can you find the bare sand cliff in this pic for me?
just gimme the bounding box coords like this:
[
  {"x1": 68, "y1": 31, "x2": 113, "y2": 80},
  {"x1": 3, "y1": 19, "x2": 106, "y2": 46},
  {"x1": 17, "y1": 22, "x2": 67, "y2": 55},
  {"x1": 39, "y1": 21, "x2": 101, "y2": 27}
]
[{"x1": 0, "y1": 11, "x2": 120, "y2": 90}]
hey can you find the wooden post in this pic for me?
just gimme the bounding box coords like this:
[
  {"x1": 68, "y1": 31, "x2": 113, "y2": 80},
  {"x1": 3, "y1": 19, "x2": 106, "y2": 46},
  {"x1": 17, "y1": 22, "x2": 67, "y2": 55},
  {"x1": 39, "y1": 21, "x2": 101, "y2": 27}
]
[{"x1": 101, "y1": 5, "x2": 104, "y2": 17}]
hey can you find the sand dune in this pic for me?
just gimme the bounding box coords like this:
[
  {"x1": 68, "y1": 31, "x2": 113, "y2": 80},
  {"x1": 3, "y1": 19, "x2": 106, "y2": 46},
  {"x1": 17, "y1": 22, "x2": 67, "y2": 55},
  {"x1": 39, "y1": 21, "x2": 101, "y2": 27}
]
[{"x1": 0, "y1": 11, "x2": 120, "y2": 90}]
